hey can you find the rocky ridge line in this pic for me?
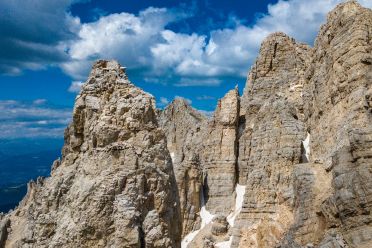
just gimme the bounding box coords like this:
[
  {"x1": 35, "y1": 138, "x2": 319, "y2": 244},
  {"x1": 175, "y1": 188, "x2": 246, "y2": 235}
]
[{"x1": 1, "y1": 1, "x2": 372, "y2": 248}]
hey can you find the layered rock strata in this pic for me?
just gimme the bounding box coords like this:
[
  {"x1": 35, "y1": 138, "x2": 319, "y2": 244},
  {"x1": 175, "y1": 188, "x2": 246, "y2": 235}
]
[
  {"x1": 303, "y1": 0, "x2": 372, "y2": 165},
  {"x1": 202, "y1": 88, "x2": 240, "y2": 214},
  {"x1": 232, "y1": 32, "x2": 309, "y2": 247},
  {"x1": 1, "y1": 1, "x2": 372, "y2": 248},
  {"x1": 159, "y1": 99, "x2": 207, "y2": 235}
]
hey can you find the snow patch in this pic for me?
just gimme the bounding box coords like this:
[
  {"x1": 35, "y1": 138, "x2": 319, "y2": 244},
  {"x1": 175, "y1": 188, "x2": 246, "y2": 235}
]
[
  {"x1": 182, "y1": 184, "x2": 246, "y2": 248},
  {"x1": 199, "y1": 187, "x2": 214, "y2": 228},
  {"x1": 302, "y1": 133, "x2": 310, "y2": 161},
  {"x1": 215, "y1": 184, "x2": 246, "y2": 248},
  {"x1": 170, "y1": 152, "x2": 175, "y2": 163},
  {"x1": 181, "y1": 230, "x2": 200, "y2": 248},
  {"x1": 226, "y1": 184, "x2": 246, "y2": 227},
  {"x1": 200, "y1": 205, "x2": 214, "y2": 228},
  {"x1": 181, "y1": 188, "x2": 214, "y2": 248}
]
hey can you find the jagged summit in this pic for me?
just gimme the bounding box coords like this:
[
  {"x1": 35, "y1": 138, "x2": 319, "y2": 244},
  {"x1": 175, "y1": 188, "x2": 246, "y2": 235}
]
[
  {"x1": 90, "y1": 60, "x2": 127, "y2": 76},
  {"x1": 2, "y1": 58, "x2": 182, "y2": 248},
  {"x1": 326, "y1": 0, "x2": 365, "y2": 23},
  {"x1": 240, "y1": 28, "x2": 310, "y2": 117},
  {"x1": 84, "y1": 60, "x2": 129, "y2": 89},
  {"x1": 1, "y1": 2, "x2": 372, "y2": 248}
]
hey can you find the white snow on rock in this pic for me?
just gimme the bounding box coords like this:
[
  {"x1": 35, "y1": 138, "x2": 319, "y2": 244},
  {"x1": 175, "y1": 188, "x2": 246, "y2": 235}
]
[
  {"x1": 226, "y1": 184, "x2": 246, "y2": 227},
  {"x1": 199, "y1": 188, "x2": 214, "y2": 228},
  {"x1": 200, "y1": 205, "x2": 214, "y2": 228},
  {"x1": 181, "y1": 190, "x2": 214, "y2": 248},
  {"x1": 302, "y1": 133, "x2": 310, "y2": 161},
  {"x1": 181, "y1": 229, "x2": 200, "y2": 248},
  {"x1": 182, "y1": 184, "x2": 246, "y2": 248},
  {"x1": 215, "y1": 184, "x2": 246, "y2": 248},
  {"x1": 170, "y1": 152, "x2": 175, "y2": 163}
]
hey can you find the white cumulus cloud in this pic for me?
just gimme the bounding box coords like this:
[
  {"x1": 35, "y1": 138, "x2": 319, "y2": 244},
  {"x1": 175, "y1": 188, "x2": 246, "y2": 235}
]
[
  {"x1": 60, "y1": 0, "x2": 372, "y2": 87},
  {"x1": 1, "y1": 0, "x2": 371, "y2": 88},
  {"x1": 0, "y1": 100, "x2": 71, "y2": 139},
  {"x1": 68, "y1": 81, "x2": 84, "y2": 93},
  {"x1": 159, "y1": 97, "x2": 169, "y2": 107}
]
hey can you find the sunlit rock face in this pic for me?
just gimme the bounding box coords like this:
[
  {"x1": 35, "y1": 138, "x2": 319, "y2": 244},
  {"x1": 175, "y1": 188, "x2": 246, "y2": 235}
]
[
  {"x1": 201, "y1": 87, "x2": 240, "y2": 214},
  {"x1": 3, "y1": 60, "x2": 181, "y2": 248},
  {"x1": 301, "y1": 2, "x2": 372, "y2": 247},
  {"x1": 2, "y1": 2, "x2": 372, "y2": 248},
  {"x1": 233, "y1": 31, "x2": 310, "y2": 248}
]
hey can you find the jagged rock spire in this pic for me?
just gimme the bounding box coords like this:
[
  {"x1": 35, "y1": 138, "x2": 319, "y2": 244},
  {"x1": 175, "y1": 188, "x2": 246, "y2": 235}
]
[
  {"x1": 2, "y1": 2, "x2": 372, "y2": 248},
  {"x1": 3, "y1": 60, "x2": 182, "y2": 248}
]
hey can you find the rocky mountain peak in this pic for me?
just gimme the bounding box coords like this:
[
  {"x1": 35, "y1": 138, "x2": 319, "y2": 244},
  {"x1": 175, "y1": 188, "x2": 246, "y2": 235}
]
[
  {"x1": 2, "y1": 60, "x2": 182, "y2": 248},
  {"x1": 214, "y1": 87, "x2": 239, "y2": 126},
  {"x1": 326, "y1": 0, "x2": 364, "y2": 23},
  {"x1": 240, "y1": 29, "x2": 310, "y2": 117},
  {"x1": 1, "y1": 2, "x2": 372, "y2": 248}
]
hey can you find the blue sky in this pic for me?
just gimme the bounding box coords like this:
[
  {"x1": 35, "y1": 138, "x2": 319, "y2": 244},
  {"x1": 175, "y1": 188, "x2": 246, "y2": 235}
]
[{"x1": 0, "y1": 0, "x2": 371, "y2": 139}]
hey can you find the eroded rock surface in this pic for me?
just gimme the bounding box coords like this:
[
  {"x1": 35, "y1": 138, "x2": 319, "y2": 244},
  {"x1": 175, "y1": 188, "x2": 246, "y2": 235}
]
[
  {"x1": 303, "y1": 0, "x2": 372, "y2": 166},
  {"x1": 4, "y1": 61, "x2": 181, "y2": 248},
  {"x1": 159, "y1": 99, "x2": 207, "y2": 236},
  {"x1": 2, "y1": 1, "x2": 372, "y2": 248},
  {"x1": 202, "y1": 88, "x2": 240, "y2": 214},
  {"x1": 233, "y1": 31, "x2": 309, "y2": 247},
  {"x1": 0, "y1": 214, "x2": 10, "y2": 248}
]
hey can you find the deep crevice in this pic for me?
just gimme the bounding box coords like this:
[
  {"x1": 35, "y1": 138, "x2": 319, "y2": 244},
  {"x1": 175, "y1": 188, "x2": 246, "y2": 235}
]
[
  {"x1": 139, "y1": 225, "x2": 146, "y2": 248},
  {"x1": 202, "y1": 173, "x2": 209, "y2": 205},
  {"x1": 234, "y1": 98, "x2": 242, "y2": 186},
  {"x1": 299, "y1": 141, "x2": 309, "y2": 163},
  {"x1": 273, "y1": 42, "x2": 278, "y2": 58}
]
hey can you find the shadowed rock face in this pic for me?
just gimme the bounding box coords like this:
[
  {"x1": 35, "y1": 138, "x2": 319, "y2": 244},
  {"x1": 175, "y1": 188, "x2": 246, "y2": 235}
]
[
  {"x1": 2, "y1": 1, "x2": 372, "y2": 248},
  {"x1": 158, "y1": 99, "x2": 207, "y2": 236}
]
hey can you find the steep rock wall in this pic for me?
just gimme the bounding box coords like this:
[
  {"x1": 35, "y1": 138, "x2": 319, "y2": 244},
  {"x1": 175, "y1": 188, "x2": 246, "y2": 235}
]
[
  {"x1": 4, "y1": 61, "x2": 181, "y2": 248},
  {"x1": 2, "y1": 2, "x2": 372, "y2": 248}
]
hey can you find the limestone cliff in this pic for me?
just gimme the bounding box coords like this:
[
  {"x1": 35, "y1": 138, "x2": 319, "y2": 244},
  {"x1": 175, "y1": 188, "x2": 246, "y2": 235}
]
[
  {"x1": 1, "y1": 1, "x2": 372, "y2": 248},
  {"x1": 2, "y1": 61, "x2": 181, "y2": 248},
  {"x1": 159, "y1": 99, "x2": 207, "y2": 236}
]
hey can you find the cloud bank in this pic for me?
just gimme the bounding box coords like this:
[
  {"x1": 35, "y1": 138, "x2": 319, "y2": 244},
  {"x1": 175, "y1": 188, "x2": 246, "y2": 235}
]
[
  {"x1": 0, "y1": 0, "x2": 85, "y2": 75},
  {"x1": 1, "y1": 0, "x2": 371, "y2": 86},
  {"x1": 1, "y1": 0, "x2": 371, "y2": 139},
  {"x1": 0, "y1": 100, "x2": 71, "y2": 139}
]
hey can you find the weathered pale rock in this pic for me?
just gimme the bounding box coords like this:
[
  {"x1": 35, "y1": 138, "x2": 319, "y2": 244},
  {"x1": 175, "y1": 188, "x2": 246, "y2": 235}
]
[
  {"x1": 159, "y1": 88, "x2": 240, "y2": 239},
  {"x1": 279, "y1": 162, "x2": 333, "y2": 247},
  {"x1": 4, "y1": 60, "x2": 181, "y2": 248},
  {"x1": 301, "y1": 2, "x2": 372, "y2": 247},
  {"x1": 240, "y1": 32, "x2": 310, "y2": 120},
  {"x1": 0, "y1": 214, "x2": 10, "y2": 248},
  {"x1": 2, "y1": 2, "x2": 372, "y2": 248},
  {"x1": 202, "y1": 88, "x2": 240, "y2": 214},
  {"x1": 211, "y1": 215, "x2": 229, "y2": 236},
  {"x1": 158, "y1": 99, "x2": 207, "y2": 236},
  {"x1": 303, "y1": 0, "x2": 372, "y2": 164},
  {"x1": 319, "y1": 128, "x2": 372, "y2": 248},
  {"x1": 232, "y1": 2, "x2": 372, "y2": 247},
  {"x1": 234, "y1": 32, "x2": 309, "y2": 247}
]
